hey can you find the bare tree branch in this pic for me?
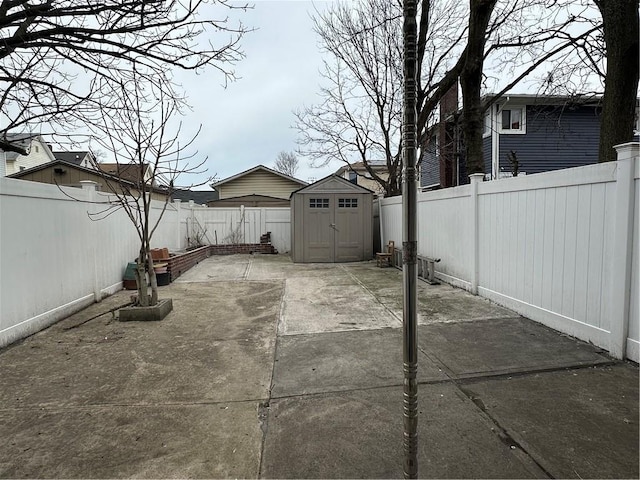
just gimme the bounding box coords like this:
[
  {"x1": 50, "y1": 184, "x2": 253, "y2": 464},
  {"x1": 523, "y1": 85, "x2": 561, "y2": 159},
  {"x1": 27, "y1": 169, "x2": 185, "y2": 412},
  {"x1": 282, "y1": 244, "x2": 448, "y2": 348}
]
[{"x1": 0, "y1": 0, "x2": 250, "y2": 146}]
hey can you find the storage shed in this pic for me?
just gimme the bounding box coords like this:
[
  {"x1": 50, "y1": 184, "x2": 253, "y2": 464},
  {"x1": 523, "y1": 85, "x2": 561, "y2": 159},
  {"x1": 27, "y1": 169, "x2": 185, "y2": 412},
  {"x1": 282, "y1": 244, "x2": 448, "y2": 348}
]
[{"x1": 291, "y1": 175, "x2": 374, "y2": 263}]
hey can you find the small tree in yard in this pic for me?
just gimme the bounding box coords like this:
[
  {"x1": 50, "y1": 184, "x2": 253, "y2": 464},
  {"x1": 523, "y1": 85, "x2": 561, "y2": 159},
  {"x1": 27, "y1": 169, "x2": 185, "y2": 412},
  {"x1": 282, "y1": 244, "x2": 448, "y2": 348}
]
[{"x1": 88, "y1": 75, "x2": 208, "y2": 308}]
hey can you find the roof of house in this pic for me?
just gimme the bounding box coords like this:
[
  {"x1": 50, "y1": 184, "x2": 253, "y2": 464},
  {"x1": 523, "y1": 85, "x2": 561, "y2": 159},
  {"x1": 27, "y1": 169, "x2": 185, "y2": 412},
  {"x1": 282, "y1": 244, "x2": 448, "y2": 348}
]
[
  {"x1": 207, "y1": 194, "x2": 290, "y2": 207},
  {"x1": 334, "y1": 161, "x2": 389, "y2": 176},
  {"x1": 210, "y1": 164, "x2": 307, "y2": 189},
  {"x1": 1, "y1": 133, "x2": 44, "y2": 160},
  {"x1": 171, "y1": 189, "x2": 219, "y2": 204},
  {"x1": 98, "y1": 163, "x2": 150, "y2": 184},
  {"x1": 53, "y1": 151, "x2": 92, "y2": 165},
  {"x1": 7, "y1": 160, "x2": 169, "y2": 195},
  {"x1": 480, "y1": 93, "x2": 605, "y2": 108},
  {"x1": 431, "y1": 93, "x2": 610, "y2": 130}
]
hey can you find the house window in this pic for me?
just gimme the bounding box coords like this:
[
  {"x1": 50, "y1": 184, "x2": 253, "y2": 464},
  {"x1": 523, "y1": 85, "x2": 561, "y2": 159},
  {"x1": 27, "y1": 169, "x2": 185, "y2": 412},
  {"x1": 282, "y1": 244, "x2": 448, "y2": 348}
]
[
  {"x1": 499, "y1": 107, "x2": 526, "y2": 134},
  {"x1": 19, "y1": 166, "x2": 26, "y2": 171},
  {"x1": 338, "y1": 198, "x2": 358, "y2": 208},
  {"x1": 309, "y1": 198, "x2": 329, "y2": 208},
  {"x1": 348, "y1": 171, "x2": 357, "y2": 184},
  {"x1": 483, "y1": 111, "x2": 491, "y2": 137},
  {"x1": 35, "y1": 146, "x2": 39, "y2": 153}
]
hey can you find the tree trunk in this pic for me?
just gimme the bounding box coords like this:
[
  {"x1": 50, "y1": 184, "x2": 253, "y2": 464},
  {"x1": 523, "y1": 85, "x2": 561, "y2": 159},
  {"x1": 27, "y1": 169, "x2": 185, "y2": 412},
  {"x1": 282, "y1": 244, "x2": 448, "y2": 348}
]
[
  {"x1": 595, "y1": 0, "x2": 639, "y2": 163},
  {"x1": 147, "y1": 249, "x2": 158, "y2": 306},
  {"x1": 136, "y1": 248, "x2": 149, "y2": 307},
  {"x1": 460, "y1": 0, "x2": 497, "y2": 175}
]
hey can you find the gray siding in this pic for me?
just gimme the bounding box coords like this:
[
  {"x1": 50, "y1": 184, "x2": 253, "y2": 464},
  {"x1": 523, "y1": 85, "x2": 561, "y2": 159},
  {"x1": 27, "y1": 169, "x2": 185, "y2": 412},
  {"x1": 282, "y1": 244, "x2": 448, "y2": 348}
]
[
  {"x1": 420, "y1": 137, "x2": 439, "y2": 188},
  {"x1": 483, "y1": 136, "x2": 492, "y2": 175},
  {"x1": 498, "y1": 105, "x2": 601, "y2": 175}
]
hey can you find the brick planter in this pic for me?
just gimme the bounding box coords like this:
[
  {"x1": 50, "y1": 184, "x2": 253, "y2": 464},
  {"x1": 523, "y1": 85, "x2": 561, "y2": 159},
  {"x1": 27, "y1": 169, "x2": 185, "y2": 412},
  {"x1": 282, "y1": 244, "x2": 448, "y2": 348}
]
[
  {"x1": 166, "y1": 246, "x2": 210, "y2": 282},
  {"x1": 166, "y1": 243, "x2": 278, "y2": 282}
]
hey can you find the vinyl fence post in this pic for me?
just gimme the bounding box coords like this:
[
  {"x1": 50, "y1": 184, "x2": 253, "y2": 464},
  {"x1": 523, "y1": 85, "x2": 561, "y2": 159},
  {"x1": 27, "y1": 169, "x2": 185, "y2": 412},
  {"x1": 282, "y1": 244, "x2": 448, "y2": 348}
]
[
  {"x1": 609, "y1": 142, "x2": 638, "y2": 359},
  {"x1": 174, "y1": 199, "x2": 182, "y2": 250},
  {"x1": 80, "y1": 181, "x2": 101, "y2": 303},
  {"x1": 469, "y1": 173, "x2": 484, "y2": 295}
]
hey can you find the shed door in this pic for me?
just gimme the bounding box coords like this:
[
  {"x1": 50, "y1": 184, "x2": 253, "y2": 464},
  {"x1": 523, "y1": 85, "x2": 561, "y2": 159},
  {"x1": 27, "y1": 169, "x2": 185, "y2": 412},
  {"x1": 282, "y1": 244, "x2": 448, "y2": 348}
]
[
  {"x1": 303, "y1": 195, "x2": 363, "y2": 262},
  {"x1": 304, "y1": 197, "x2": 334, "y2": 262},
  {"x1": 335, "y1": 196, "x2": 363, "y2": 262}
]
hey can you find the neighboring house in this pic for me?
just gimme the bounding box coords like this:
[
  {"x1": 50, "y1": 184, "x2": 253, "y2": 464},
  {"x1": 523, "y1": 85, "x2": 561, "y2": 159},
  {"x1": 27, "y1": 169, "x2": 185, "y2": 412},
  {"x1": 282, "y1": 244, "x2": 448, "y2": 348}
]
[
  {"x1": 210, "y1": 165, "x2": 307, "y2": 200},
  {"x1": 53, "y1": 150, "x2": 96, "y2": 169},
  {"x1": 421, "y1": 93, "x2": 607, "y2": 189},
  {"x1": 207, "y1": 194, "x2": 290, "y2": 208},
  {"x1": 171, "y1": 189, "x2": 219, "y2": 205},
  {"x1": 7, "y1": 160, "x2": 169, "y2": 201},
  {"x1": 334, "y1": 162, "x2": 389, "y2": 196},
  {"x1": 1, "y1": 134, "x2": 56, "y2": 176}
]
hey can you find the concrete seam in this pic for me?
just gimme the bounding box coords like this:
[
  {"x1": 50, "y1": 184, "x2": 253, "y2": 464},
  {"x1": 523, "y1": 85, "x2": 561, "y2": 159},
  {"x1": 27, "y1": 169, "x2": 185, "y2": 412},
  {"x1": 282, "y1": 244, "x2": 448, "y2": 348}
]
[
  {"x1": 447, "y1": 360, "x2": 619, "y2": 385},
  {"x1": 454, "y1": 381, "x2": 555, "y2": 479},
  {"x1": 0, "y1": 397, "x2": 272, "y2": 412},
  {"x1": 339, "y1": 264, "x2": 402, "y2": 325},
  {"x1": 257, "y1": 278, "x2": 286, "y2": 478},
  {"x1": 267, "y1": 361, "x2": 620, "y2": 400},
  {"x1": 243, "y1": 256, "x2": 253, "y2": 280}
]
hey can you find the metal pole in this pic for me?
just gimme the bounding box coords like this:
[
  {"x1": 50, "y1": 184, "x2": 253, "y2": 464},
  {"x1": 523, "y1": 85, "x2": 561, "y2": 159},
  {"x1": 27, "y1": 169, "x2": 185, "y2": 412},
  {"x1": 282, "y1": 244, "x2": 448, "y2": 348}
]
[{"x1": 402, "y1": 0, "x2": 418, "y2": 478}]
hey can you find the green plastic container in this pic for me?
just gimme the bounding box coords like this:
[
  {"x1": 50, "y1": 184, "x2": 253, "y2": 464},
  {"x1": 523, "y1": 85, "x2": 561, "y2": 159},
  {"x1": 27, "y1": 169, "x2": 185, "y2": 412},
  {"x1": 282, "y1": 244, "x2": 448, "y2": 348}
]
[{"x1": 123, "y1": 262, "x2": 138, "y2": 281}]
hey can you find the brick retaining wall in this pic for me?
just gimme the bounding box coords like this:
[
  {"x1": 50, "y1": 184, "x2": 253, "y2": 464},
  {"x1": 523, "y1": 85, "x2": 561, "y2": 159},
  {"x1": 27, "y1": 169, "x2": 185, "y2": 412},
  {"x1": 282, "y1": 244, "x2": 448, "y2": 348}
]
[
  {"x1": 167, "y1": 243, "x2": 277, "y2": 282},
  {"x1": 209, "y1": 243, "x2": 277, "y2": 256}
]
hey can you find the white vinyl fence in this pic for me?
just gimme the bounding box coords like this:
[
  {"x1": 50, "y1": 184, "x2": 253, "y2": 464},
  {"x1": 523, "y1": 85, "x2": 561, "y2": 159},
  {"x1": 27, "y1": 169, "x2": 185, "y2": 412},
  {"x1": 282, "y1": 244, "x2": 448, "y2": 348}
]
[
  {"x1": 380, "y1": 143, "x2": 639, "y2": 362},
  {"x1": 0, "y1": 179, "x2": 290, "y2": 348}
]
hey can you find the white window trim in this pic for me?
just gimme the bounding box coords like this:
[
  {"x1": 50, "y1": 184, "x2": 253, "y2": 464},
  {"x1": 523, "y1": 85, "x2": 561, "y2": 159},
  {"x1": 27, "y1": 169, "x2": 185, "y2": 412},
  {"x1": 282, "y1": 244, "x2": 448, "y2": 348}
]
[{"x1": 498, "y1": 106, "x2": 527, "y2": 135}]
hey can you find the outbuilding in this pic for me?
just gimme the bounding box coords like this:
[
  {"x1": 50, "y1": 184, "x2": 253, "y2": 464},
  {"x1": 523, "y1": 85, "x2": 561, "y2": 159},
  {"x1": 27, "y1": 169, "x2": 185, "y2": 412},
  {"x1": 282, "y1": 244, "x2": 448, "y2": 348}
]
[{"x1": 290, "y1": 175, "x2": 374, "y2": 263}]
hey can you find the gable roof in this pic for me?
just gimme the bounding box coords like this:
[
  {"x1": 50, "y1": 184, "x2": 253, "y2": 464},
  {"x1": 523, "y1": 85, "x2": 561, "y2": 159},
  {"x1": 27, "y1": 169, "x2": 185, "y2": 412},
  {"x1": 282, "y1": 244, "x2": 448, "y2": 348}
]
[
  {"x1": 207, "y1": 194, "x2": 290, "y2": 207},
  {"x1": 54, "y1": 151, "x2": 93, "y2": 165},
  {"x1": 211, "y1": 164, "x2": 307, "y2": 189},
  {"x1": 480, "y1": 93, "x2": 604, "y2": 109},
  {"x1": 1, "y1": 133, "x2": 48, "y2": 161},
  {"x1": 7, "y1": 159, "x2": 169, "y2": 196},
  {"x1": 291, "y1": 174, "x2": 374, "y2": 197}
]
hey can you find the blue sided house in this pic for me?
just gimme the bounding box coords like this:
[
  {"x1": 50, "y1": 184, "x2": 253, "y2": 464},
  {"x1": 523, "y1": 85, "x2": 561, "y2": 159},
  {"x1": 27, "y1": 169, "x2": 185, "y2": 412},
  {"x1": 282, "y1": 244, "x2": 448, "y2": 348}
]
[{"x1": 421, "y1": 94, "x2": 606, "y2": 189}]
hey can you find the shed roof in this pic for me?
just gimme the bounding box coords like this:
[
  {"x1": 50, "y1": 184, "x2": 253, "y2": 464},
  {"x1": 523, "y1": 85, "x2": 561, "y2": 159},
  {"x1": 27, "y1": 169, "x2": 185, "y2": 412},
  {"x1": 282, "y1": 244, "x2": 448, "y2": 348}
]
[{"x1": 290, "y1": 174, "x2": 374, "y2": 197}]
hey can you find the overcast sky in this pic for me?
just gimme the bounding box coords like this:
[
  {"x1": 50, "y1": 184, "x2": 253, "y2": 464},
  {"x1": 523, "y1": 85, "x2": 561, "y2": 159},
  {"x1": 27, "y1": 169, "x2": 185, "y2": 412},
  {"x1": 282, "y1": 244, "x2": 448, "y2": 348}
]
[{"x1": 173, "y1": 0, "x2": 338, "y2": 188}]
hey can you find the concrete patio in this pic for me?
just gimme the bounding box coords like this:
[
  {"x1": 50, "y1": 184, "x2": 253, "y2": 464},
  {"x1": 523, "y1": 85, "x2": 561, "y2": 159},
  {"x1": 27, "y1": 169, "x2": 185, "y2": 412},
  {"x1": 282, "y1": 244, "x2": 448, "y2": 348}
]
[{"x1": 0, "y1": 254, "x2": 637, "y2": 478}]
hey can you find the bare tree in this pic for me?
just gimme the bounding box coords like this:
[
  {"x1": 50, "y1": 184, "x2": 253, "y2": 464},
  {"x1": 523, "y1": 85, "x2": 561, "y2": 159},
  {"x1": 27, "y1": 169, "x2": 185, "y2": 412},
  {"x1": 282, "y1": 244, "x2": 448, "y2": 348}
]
[
  {"x1": 85, "y1": 73, "x2": 210, "y2": 307},
  {"x1": 0, "y1": 0, "x2": 249, "y2": 153},
  {"x1": 295, "y1": 0, "x2": 468, "y2": 196},
  {"x1": 273, "y1": 151, "x2": 299, "y2": 177}
]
